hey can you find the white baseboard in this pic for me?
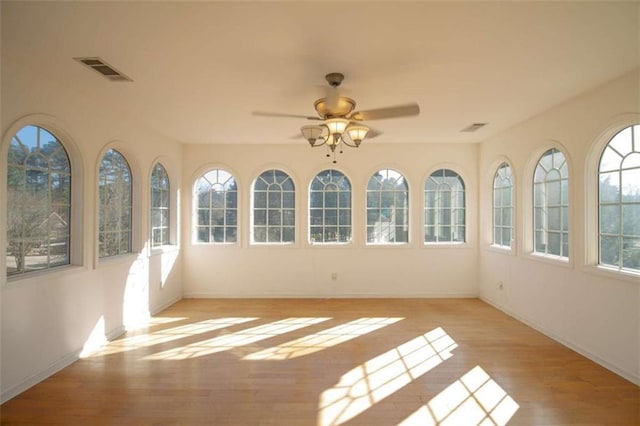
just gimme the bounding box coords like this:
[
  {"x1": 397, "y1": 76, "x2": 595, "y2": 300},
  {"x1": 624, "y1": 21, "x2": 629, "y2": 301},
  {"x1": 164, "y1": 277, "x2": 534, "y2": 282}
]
[
  {"x1": 183, "y1": 291, "x2": 479, "y2": 299},
  {"x1": 1, "y1": 324, "x2": 126, "y2": 404},
  {"x1": 150, "y1": 295, "x2": 183, "y2": 316},
  {"x1": 480, "y1": 296, "x2": 640, "y2": 386},
  {"x1": 1, "y1": 351, "x2": 78, "y2": 404}
]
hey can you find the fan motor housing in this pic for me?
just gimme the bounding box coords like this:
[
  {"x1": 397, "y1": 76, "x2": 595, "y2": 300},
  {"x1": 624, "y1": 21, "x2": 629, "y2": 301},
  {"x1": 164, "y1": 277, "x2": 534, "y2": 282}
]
[{"x1": 314, "y1": 97, "x2": 356, "y2": 119}]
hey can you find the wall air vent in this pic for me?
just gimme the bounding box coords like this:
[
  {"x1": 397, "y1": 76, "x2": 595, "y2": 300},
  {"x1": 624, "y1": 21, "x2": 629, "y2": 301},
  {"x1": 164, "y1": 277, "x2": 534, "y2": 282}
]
[
  {"x1": 73, "y1": 57, "x2": 133, "y2": 82},
  {"x1": 461, "y1": 123, "x2": 488, "y2": 133}
]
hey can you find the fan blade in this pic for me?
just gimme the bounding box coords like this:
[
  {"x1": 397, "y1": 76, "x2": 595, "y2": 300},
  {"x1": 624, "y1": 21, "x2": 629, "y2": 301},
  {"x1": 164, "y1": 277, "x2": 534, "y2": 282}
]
[
  {"x1": 252, "y1": 111, "x2": 321, "y2": 120},
  {"x1": 365, "y1": 127, "x2": 382, "y2": 139},
  {"x1": 349, "y1": 103, "x2": 420, "y2": 121}
]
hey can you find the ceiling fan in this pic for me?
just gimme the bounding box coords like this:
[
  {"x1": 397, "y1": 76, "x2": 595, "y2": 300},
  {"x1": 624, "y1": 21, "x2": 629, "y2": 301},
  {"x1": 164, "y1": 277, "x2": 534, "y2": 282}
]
[{"x1": 253, "y1": 72, "x2": 420, "y2": 162}]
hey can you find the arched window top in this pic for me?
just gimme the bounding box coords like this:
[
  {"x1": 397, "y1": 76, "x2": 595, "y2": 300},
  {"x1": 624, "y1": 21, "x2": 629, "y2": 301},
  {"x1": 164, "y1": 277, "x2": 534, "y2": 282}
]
[
  {"x1": 6, "y1": 125, "x2": 72, "y2": 276},
  {"x1": 598, "y1": 124, "x2": 640, "y2": 272},
  {"x1": 425, "y1": 169, "x2": 465, "y2": 191},
  {"x1": 367, "y1": 168, "x2": 407, "y2": 191},
  {"x1": 254, "y1": 169, "x2": 294, "y2": 191},
  {"x1": 9, "y1": 125, "x2": 70, "y2": 172},
  {"x1": 151, "y1": 163, "x2": 169, "y2": 189},
  {"x1": 194, "y1": 168, "x2": 238, "y2": 244},
  {"x1": 310, "y1": 169, "x2": 351, "y2": 191},
  {"x1": 493, "y1": 162, "x2": 513, "y2": 188}
]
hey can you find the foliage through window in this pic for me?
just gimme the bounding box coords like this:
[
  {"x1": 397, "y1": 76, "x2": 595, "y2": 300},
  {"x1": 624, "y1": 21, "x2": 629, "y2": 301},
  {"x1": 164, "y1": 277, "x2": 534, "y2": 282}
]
[
  {"x1": 424, "y1": 169, "x2": 465, "y2": 243},
  {"x1": 6, "y1": 125, "x2": 71, "y2": 275},
  {"x1": 493, "y1": 162, "x2": 514, "y2": 248},
  {"x1": 598, "y1": 124, "x2": 640, "y2": 272},
  {"x1": 366, "y1": 169, "x2": 409, "y2": 244},
  {"x1": 309, "y1": 170, "x2": 352, "y2": 243},
  {"x1": 150, "y1": 163, "x2": 170, "y2": 247},
  {"x1": 99, "y1": 149, "x2": 132, "y2": 258},
  {"x1": 534, "y1": 149, "x2": 569, "y2": 258},
  {"x1": 253, "y1": 169, "x2": 295, "y2": 243},
  {"x1": 195, "y1": 169, "x2": 238, "y2": 243}
]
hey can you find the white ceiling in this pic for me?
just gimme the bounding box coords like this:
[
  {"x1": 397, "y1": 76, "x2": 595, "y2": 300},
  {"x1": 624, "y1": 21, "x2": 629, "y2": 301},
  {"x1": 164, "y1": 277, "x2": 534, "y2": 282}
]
[{"x1": 2, "y1": 1, "x2": 639, "y2": 145}]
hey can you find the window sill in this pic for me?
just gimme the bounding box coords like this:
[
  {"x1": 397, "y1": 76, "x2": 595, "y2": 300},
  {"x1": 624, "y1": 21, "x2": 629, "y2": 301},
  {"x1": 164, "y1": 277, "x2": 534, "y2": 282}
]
[
  {"x1": 149, "y1": 244, "x2": 180, "y2": 256},
  {"x1": 582, "y1": 264, "x2": 640, "y2": 283},
  {"x1": 423, "y1": 242, "x2": 473, "y2": 249},
  {"x1": 96, "y1": 252, "x2": 139, "y2": 269},
  {"x1": 524, "y1": 252, "x2": 572, "y2": 268},
  {"x1": 485, "y1": 244, "x2": 516, "y2": 256},
  {"x1": 4, "y1": 264, "x2": 87, "y2": 288},
  {"x1": 308, "y1": 241, "x2": 354, "y2": 248}
]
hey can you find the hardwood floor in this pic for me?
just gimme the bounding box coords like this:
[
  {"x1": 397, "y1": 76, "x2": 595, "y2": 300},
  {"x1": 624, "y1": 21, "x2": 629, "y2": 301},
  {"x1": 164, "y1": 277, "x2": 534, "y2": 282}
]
[{"x1": 1, "y1": 298, "x2": 638, "y2": 425}]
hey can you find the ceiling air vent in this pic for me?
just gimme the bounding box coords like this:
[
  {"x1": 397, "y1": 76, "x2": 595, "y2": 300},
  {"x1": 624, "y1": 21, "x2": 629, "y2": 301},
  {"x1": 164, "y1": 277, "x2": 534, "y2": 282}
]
[
  {"x1": 73, "y1": 57, "x2": 132, "y2": 82},
  {"x1": 461, "y1": 123, "x2": 488, "y2": 133}
]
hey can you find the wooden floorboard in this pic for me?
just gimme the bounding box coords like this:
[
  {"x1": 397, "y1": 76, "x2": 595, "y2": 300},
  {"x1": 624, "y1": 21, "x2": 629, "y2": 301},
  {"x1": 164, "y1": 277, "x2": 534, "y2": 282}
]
[{"x1": 1, "y1": 298, "x2": 638, "y2": 425}]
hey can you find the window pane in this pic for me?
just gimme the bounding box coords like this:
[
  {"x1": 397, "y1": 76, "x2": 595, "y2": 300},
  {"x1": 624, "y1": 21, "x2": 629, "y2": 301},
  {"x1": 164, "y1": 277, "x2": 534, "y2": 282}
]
[
  {"x1": 600, "y1": 235, "x2": 619, "y2": 266},
  {"x1": 622, "y1": 204, "x2": 640, "y2": 236},
  {"x1": 622, "y1": 237, "x2": 640, "y2": 269},
  {"x1": 309, "y1": 170, "x2": 351, "y2": 243},
  {"x1": 195, "y1": 169, "x2": 237, "y2": 244},
  {"x1": 599, "y1": 205, "x2": 619, "y2": 234}
]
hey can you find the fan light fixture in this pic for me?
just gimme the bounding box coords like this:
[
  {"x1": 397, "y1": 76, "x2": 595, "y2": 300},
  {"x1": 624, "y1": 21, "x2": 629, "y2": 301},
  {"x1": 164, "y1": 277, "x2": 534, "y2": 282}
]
[{"x1": 301, "y1": 119, "x2": 369, "y2": 164}]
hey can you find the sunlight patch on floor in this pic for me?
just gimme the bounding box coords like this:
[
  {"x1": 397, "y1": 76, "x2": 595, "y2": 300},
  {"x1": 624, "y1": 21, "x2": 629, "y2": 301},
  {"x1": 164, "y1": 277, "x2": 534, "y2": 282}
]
[
  {"x1": 398, "y1": 366, "x2": 519, "y2": 426},
  {"x1": 317, "y1": 327, "x2": 457, "y2": 426},
  {"x1": 144, "y1": 317, "x2": 332, "y2": 360},
  {"x1": 243, "y1": 317, "x2": 404, "y2": 361},
  {"x1": 84, "y1": 317, "x2": 257, "y2": 357}
]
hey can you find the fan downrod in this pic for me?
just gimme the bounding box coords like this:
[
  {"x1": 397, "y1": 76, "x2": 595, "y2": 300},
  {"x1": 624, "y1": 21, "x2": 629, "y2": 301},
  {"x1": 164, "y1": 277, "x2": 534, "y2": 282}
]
[{"x1": 325, "y1": 72, "x2": 344, "y2": 88}]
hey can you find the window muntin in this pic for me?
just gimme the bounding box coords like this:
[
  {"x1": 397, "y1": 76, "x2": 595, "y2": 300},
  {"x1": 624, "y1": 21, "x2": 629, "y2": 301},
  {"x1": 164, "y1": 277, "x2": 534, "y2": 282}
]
[
  {"x1": 150, "y1": 163, "x2": 170, "y2": 247},
  {"x1": 366, "y1": 169, "x2": 409, "y2": 244},
  {"x1": 253, "y1": 169, "x2": 295, "y2": 244},
  {"x1": 424, "y1": 169, "x2": 465, "y2": 243},
  {"x1": 195, "y1": 169, "x2": 238, "y2": 243},
  {"x1": 98, "y1": 149, "x2": 132, "y2": 258},
  {"x1": 6, "y1": 125, "x2": 71, "y2": 275},
  {"x1": 598, "y1": 124, "x2": 640, "y2": 272},
  {"x1": 309, "y1": 169, "x2": 352, "y2": 244},
  {"x1": 533, "y1": 149, "x2": 569, "y2": 258},
  {"x1": 493, "y1": 162, "x2": 514, "y2": 248}
]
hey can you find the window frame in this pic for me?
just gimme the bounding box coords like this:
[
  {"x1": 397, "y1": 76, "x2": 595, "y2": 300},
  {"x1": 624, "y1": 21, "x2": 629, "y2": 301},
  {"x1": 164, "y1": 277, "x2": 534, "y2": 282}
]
[
  {"x1": 491, "y1": 161, "x2": 515, "y2": 251},
  {"x1": 96, "y1": 146, "x2": 137, "y2": 263},
  {"x1": 596, "y1": 124, "x2": 640, "y2": 274},
  {"x1": 308, "y1": 169, "x2": 353, "y2": 245},
  {"x1": 531, "y1": 148, "x2": 570, "y2": 260},
  {"x1": 251, "y1": 168, "x2": 296, "y2": 245},
  {"x1": 150, "y1": 162, "x2": 171, "y2": 248},
  {"x1": 2, "y1": 116, "x2": 85, "y2": 284},
  {"x1": 365, "y1": 168, "x2": 410, "y2": 246},
  {"x1": 193, "y1": 168, "x2": 239, "y2": 245},
  {"x1": 423, "y1": 168, "x2": 466, "y2": 245},
  {"x1": 5, "y1": 125, "x2": 72, "y2": 276}
]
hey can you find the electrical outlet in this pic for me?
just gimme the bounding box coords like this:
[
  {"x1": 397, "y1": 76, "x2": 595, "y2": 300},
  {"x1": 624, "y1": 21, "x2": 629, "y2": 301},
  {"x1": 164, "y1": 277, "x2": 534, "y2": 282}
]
[
  {"x1": 498, "y1": 281, "x2": 504, "y2": 290},
  {"x1": 331, "y1": 272, "x2": 338, "y2": 281}
]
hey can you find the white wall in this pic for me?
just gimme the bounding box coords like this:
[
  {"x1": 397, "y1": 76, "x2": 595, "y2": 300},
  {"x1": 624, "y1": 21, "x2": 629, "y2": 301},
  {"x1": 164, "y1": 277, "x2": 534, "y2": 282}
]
[
  {"x1": 478, "y1": 69, "x2": 640, "y2": 385},
  {"x1": 181, "y1": 142, "x2": 479, "y2": 298},
  {"x1": 0, "y1": 57, "x2": 183, "y2": 402}
]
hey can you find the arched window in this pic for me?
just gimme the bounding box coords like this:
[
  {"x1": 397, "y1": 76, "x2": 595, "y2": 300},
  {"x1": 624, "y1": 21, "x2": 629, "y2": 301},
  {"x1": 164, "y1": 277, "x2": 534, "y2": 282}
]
[
  {"x1": 98, "y1": 149, "x2": 132, "y2": 258},
  {"x1": 493, "y1": 162, "x2": 514, "y2": 248},
  {"x1": 598, "y1": 124, "x2": 640, "y2": 272},
  {"x1": 252, "y1": 169, "x2": 295, "y2": 244},
  {"x1": 424, "y1": 169, "x2": 465, "y2": 243},
  {"x1": 533, "y1": 148, "x2": 569, "y2": 258},
  {"x1": 366, "y1": 169, "x2": 409, "y2": 244},
  {"x1": 6, "y1": 125, "x2": 71, "y2": 275},
  {"x1": 150, "y1": 163, "x2": 170, "y2": 247},
  {"x1": 309, "y1": 169, "x2": 352, "y2": 243},
  {"x1": 194, "y1": 169, "x2": 238, "y2": 243}
]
